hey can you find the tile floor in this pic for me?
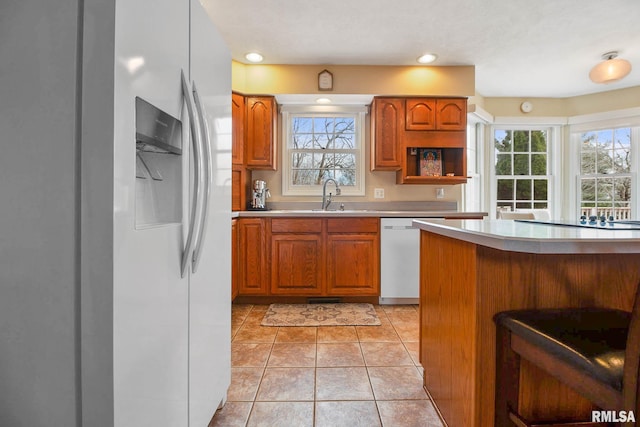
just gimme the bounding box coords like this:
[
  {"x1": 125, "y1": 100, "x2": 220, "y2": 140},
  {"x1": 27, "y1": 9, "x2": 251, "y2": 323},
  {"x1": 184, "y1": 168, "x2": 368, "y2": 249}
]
[{"x1": 209, "y1": 304, "x2": 445, "y2": 427}]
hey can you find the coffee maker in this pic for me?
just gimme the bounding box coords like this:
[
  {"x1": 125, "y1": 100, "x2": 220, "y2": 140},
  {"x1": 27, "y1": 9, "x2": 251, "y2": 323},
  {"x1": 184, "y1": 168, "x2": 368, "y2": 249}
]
[{"x1": 250, "y1": 179, "x2": 270, "y2": 210}]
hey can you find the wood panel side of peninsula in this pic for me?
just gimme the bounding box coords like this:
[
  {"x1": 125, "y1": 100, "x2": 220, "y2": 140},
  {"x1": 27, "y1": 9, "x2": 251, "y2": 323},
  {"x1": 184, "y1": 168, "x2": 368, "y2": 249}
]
[{"x1": 419, "y1": 230, "x2": 640, "y2": 426}]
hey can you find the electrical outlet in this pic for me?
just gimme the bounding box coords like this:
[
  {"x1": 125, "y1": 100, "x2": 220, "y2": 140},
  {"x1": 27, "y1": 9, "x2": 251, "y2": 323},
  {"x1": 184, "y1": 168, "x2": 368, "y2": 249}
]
[
  {"x1": 374, "y1": 188, "x2": 385, "y2": 199},
  {"x1": 436, "y1": 188, "x2": 444, "y2": 199}
]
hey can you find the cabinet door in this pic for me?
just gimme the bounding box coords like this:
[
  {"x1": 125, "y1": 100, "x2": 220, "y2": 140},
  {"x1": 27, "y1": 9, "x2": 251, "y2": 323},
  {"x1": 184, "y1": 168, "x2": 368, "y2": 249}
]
[
  {"x1": 371, "y1": 98, "x2": 403, "y2": 170},
  {"x1": 238, "y1": 218, "x2": 268, "y2": 295},
  {"x1": 231, "y1": 219, "x2": 238, "y2": 300},
  {"x1": 231, "y1": 93, "x2": 244, "y2": 165},
  {"x1": 271, "y1": 234, "x2": 323, "y2": 295},
  {"x1": 232, "y1": 164, "x2": 248, "y2": 211},
  {"x1": 326, "y1": 234, "x2": 379, "y2": 296},
  {"x1": 405, "y1": 99, "x2": 436, "y2": 131},
  {"x1": 246, "y1": 96, "x2": 276, "y2": 169},
  {"x1": 435, "y1": 99, "x2": 467, "y2": 130}
]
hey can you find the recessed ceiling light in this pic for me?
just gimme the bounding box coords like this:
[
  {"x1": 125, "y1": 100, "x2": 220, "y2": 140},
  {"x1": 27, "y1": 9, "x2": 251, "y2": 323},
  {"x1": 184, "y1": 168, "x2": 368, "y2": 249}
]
[
  {"x1": 245, "y1": 52, "x2": 264, "y2": 63},
  {"x1": 417, "y1": 53, "x2": 438, "y2": 64},
  {"x1": 316, "y1": 98, "x2": 332, "y2": 104}
]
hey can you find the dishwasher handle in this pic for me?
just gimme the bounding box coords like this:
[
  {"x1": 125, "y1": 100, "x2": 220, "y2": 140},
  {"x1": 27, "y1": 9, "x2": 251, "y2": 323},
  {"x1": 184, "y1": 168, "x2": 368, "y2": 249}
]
[{"x1": 383, "y1": 225, "x2": 416, "y2": 230}]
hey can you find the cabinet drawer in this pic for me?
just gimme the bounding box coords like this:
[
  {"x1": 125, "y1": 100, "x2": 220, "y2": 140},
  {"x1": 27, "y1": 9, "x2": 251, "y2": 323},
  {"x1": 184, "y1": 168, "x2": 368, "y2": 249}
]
[
  {"x1": 327, "y1": 218, "x2": 378, "y2": 233},
  {"x1": 271, "y1": 218, "x2": 323, "y2": 233}
]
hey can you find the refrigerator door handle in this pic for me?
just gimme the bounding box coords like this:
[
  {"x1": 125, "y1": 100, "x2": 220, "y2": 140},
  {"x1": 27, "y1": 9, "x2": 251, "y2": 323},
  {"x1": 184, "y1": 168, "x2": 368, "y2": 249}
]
[
  {"x1": 180, "y1": 70, "x2": 203, "y2": 278},
  {"x1": 190, "y1": 81, "x2": 211, "y2": 274}
]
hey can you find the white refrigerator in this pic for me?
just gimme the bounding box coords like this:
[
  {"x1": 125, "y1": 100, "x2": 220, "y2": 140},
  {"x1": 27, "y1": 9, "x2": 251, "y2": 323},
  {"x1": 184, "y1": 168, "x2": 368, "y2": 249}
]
[{"x1": 0, "y1": 0, "x2": 231, "y2": 426}]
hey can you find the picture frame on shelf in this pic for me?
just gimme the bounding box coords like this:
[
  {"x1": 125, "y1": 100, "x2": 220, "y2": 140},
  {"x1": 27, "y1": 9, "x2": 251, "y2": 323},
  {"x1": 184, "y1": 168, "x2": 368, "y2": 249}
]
[{"x1": 418, "y1": 148, "x2": 442, "y2": 176}]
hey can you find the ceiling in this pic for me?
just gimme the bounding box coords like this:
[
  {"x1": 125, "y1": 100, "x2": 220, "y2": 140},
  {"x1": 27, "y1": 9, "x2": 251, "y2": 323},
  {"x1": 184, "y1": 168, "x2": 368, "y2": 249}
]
[{"x1": 204, "y1": 0, "x2": 639, "y2": 98}]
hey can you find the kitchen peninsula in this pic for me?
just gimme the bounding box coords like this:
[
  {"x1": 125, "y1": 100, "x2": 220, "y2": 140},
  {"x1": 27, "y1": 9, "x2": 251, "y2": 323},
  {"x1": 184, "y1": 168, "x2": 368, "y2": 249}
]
[{"x1": 412, "y1": 219, "x2": 640, "y2": 427}]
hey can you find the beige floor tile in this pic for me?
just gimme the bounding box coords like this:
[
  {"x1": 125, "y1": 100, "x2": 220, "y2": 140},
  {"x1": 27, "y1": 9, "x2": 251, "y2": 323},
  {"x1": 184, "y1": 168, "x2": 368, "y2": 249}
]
[
  {"x1": 231, "y1": 343, "x2": 272, "y2": 367},
  {"x1": 317, "y1": 326, "x2": 358, "y2": 342},
  {"x1": 403, "y1": 341, "x2": 421, "y2": 366},
  {"x1": 316, "y1": 367, "x2": 374, "y2": 401},
  {"x1": 255, "y1": 367, "x2": 315, "y2": 401},
  {"x1": 377, "y1": 400, "x2": 444, "y2": 427},
  {"x1": 392, "y1": 323, "x2": 420, "y2": 342},
  {"x1": 208, "y1": 401, "x2": 252, "y2": 427},
  {"x1": 247, "y1": 401, "x2": 314, "y2": 427},
  {"x1": 315, "y1": 401, "x2": 382, "y2": 427},
  {"x1": 275, "y1": 326, "x2": 318, "y2": 343},
  {"x1": 317, "y1": 342, "x2": 365, "y2": 367},
  {"x1": 360, "y1": 342, "x2": 414, "y2": 366},
  {"x1": 233, "y1": 324, "x2": 278, "y2": 343},
  {"x1": 356, "y1": 325, "x2": 401, "y2": 342},
  {"x1": 267, "y1": 343, "x2": 316, "y2": 367},
  {"x1": 227, "y1": 367, "x2": 264, "y2": 401},
  {"x1": 367, "y1": 366, "x2": 428, "y2": 400}
]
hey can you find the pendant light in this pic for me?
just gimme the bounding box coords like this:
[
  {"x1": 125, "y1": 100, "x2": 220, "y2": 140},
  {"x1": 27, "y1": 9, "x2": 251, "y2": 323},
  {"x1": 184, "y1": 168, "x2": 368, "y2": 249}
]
[{"x1": 589, "y1": 51, "x2": 632, "y2": 84}]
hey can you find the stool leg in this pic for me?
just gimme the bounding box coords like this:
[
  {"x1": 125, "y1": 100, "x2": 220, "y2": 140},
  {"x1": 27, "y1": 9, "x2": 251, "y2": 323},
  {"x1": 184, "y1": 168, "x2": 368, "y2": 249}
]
[{"x1": 496, "y1": 325, "x2": 521, "y2": 427}]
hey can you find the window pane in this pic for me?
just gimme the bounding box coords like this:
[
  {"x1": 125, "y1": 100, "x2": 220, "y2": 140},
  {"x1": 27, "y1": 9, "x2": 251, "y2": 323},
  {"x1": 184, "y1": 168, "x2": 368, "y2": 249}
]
[
  {"x1": 293, "y1": 117, "x2": 313, "y2": 133},
  {"x1": 513, "y1": 130, "x2": 529, "y2": 152},
  {"x1": 581, "y1": 152, "x2": 595, "y2": 174},
  {"x1": 334, "y1": 117, "x2": 354, "y2": 134},
  {"x1": 497, "y1": 179, "x2": 514, "y2": 200},
  {"x1": 292, "y1": 134, "x2": 313, "y2": 149},
  {"x1": 291, "y1": 152, "x2": 312, "y2": 169},
  {"x1": 314, "y1": 117, "x2": 334, "y2": 134},
  {"x1": 516, "y1": 202, "x2": 532, "y2": 209},
  {"x1": 314, "y1": 134, "x2": 330, "y2": 149},
  {"x1": 531, "y1": 154, "x2": 546, "y2": 175},
  {"x1": 335, "y1": 169, "x2": 356, "y2": 186},
  {"x1": 581, "y1": 178, "x2": 596, "y2": 202},
  {"x1": 615, "y1": 177, "x2": 632, "y2": 202},
  {"x1": 495, "y1": 130, "x2": 512, "y2": 152},
  {"x1": 531, "y1": 131, "x2": 547, "y2": 152},
  {"x1": 495, "y1": 154, "x2": 512, "y2": 174},
  {"x1": 513, "y1": 154, "x2": 529, "y2": 175},
  {"x1": 533, "y1": 202, "x2": 548, "y2": 209},
  {"x1": 291, "y1": 169, "x2": 319, "y2": 186},
  {"x1": 596, "y1": 178, "x2": 613, "y2": 202},
  {"x1": 533, "y1": 179, "x2": 547, "y2": 201},
  {"x1": 516, "y1": 179, "x2": 532, "y2": 200},
  {"x1": 334, "y1": 133, "x2": 355, "y2": 149},
  {"x1": 335, "y1": 153, "x2": 356, "y2": 169}
]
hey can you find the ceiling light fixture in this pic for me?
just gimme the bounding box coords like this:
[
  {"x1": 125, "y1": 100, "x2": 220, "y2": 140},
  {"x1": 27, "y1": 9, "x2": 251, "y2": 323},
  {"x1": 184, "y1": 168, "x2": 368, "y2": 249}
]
[
  {"x1": 315, "y1": 98, "x2": 332, "y2": 104},
  {"x1": 417, "y1": 53, "x2": 438, "y2": 64},
  {"x1": 589, "y1": 51, "x2": 632, "y2": 84},
  {"x1": 245, "y1": 52, "x2": 264, "y2": 63}
]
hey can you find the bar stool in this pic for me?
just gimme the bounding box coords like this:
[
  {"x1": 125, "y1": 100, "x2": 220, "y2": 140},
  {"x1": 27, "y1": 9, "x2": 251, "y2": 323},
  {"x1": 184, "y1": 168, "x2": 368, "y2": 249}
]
[{"x1": 494, "y1": 285, "x2": 640, "y2": 427}]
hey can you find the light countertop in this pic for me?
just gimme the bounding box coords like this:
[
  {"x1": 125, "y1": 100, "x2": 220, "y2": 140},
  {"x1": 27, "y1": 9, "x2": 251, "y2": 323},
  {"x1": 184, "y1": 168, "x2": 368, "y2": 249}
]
[
  {"x1": 413, "y1": 219, "x2": 640, "y2": 254},
  {"x1": 237, "y1": 210, "x2": 487, "y2": 218}
]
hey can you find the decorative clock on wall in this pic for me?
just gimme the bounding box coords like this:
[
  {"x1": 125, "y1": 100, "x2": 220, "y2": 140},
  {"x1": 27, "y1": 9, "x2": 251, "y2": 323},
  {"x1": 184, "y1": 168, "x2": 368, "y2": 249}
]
[
  {"x1": 318, "y1": 69, "x2": 333, "y2": 91},
  {"x1": 520, "y1": 101, "x2": 533, "y2": 113}
]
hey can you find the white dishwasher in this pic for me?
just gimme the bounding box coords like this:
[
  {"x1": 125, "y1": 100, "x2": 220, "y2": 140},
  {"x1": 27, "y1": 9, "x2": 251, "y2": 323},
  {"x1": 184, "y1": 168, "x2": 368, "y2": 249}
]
[{"x1": 380, "y1": 217, "x2": 439, "y2": 304}]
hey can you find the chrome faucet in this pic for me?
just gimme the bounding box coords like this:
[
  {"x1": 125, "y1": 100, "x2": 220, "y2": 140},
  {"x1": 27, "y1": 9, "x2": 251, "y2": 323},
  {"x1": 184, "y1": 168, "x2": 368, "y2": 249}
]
[{"x1": 321, "y1": 178, "x2": 341, "y2": 210}]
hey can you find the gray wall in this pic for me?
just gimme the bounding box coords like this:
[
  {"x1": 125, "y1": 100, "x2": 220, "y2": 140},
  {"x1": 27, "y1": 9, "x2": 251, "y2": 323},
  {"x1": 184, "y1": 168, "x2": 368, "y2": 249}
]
[{"x1": 0, "y1": 0, "x2": 115, "y2": 425}]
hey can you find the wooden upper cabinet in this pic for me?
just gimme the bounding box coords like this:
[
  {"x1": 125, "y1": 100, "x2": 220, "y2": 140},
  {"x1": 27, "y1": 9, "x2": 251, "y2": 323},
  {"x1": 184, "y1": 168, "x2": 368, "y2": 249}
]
[
  {"x1": 371, "y1": 98, "x2": 403, "y2": 171},
  {"x1": 435, "y1": 98, "x2": 466, "y2": 130},
  {"x1": 405, "y1": 99, "x2": 436, "y2": 131},
  {"x1": 245, "y1": 96, "x2": 277, "y2": 170},
  {"x1": 231, "y1": 92, "x2": 244, "y2": 166}
]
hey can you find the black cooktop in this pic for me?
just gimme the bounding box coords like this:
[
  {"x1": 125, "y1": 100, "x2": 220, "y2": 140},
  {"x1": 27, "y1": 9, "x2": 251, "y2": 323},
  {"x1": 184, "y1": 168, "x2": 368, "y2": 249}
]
[{"x1": 515, "y1": 219, "x2": 640, "y2": 230}]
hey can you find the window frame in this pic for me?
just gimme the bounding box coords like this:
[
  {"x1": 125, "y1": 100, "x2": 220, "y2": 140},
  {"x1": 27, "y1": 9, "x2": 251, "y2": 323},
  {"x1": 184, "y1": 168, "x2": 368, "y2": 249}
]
[
  {"x1": 280, "y1": 104, "x2": 367, "y2": 196},
  {"x1": 569, "y1": 117, "x2": 640, "y2": 220},
  {"x1": 490, "y1": 124, "x2": 558, "y2": 218}
]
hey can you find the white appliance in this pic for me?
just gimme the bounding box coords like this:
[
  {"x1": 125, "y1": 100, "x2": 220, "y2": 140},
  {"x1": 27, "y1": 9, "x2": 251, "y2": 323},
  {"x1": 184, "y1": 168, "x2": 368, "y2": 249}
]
[
  {"x1": 0, "y1": 0, "x2": 231, "y2": 426},
  {"x1": 380, "y1": 218, "x2": 429, "y2": 304}
]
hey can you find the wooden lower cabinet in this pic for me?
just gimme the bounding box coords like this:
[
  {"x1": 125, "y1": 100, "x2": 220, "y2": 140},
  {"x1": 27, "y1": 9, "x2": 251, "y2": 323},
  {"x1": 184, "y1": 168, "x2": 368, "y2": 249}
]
[
  {"x1": 237, "y1": 218, "x2": 268, "y2": 295},
  {"x1": 235, "y1": 217, "x2": 380, "y2": 297},
  {"x1": 326, "y1": 234, "x2": 379, "y2": 295},
  {"x1": 231, "y1": 219, "x2": 238, "y2": 300},
  {"x1": 271, "y1": 234, "x2": 323, "y2": 295}
]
